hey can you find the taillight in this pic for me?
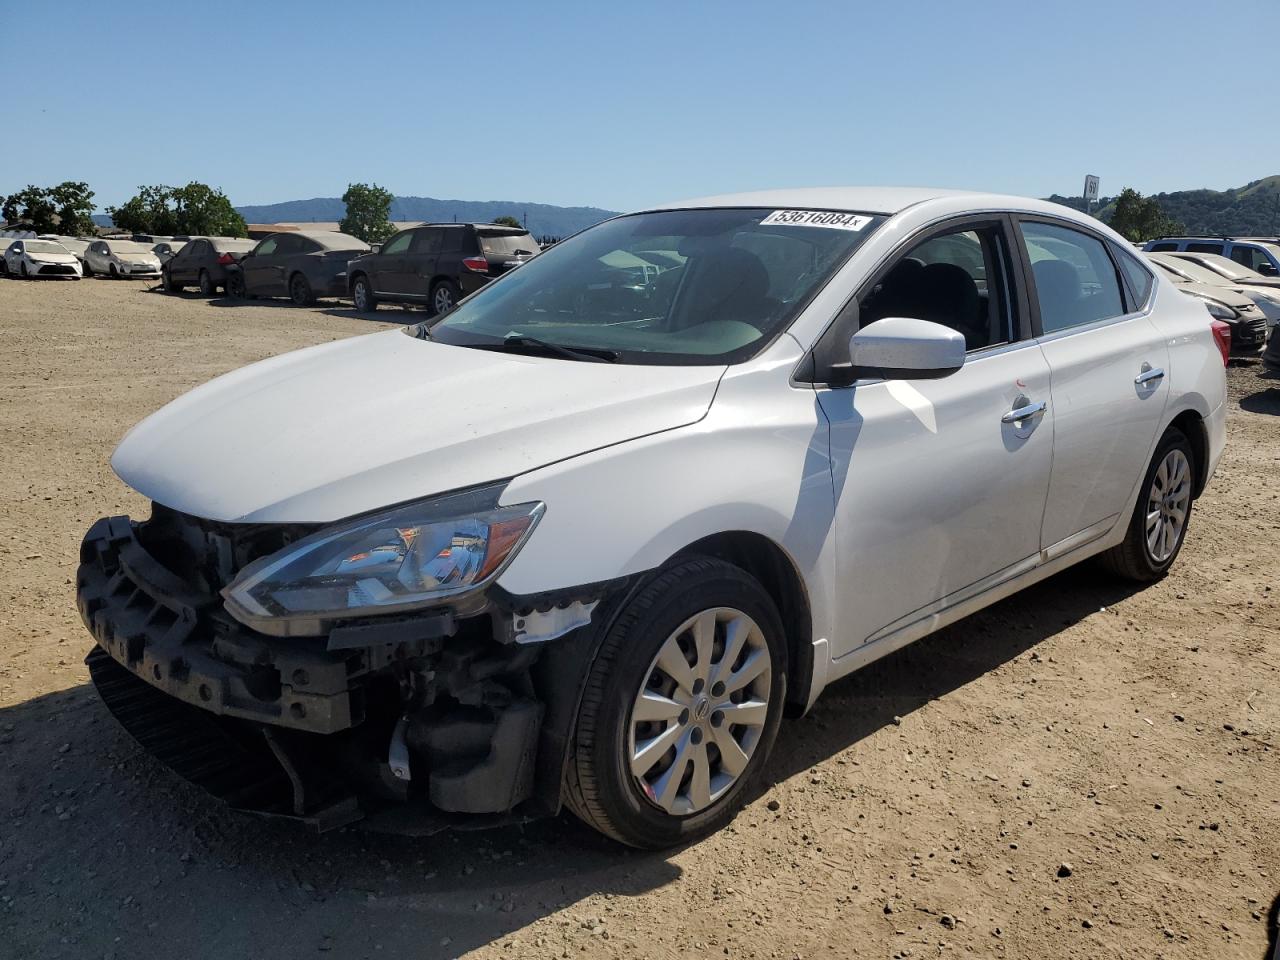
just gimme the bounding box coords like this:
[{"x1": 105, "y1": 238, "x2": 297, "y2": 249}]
[
  {"x1": 217, "y1": 253, "x2": 235, "y2": 265},
  {"x1": 1210, "y1": 319, "x2": 1232, "y2": 366},
  {"x1": 461, "y1": 256, "x2": 488, "y2": 273}
]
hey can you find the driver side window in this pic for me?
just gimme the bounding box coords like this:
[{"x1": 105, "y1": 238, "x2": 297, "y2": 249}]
[
  {"x1": 860, "y1": 224, "x2": 1013, "y2": 351},
  {"x1": 380, "y1": 231, "x2": 414, "y2": 256},
  {"x1": 255, "y1": 237, "x2": 279, "y2": 257}
]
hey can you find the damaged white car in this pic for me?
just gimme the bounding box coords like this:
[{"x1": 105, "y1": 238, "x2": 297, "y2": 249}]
[{"x1": 79, "y1": 188, "x2": 1227, "y2": 847}]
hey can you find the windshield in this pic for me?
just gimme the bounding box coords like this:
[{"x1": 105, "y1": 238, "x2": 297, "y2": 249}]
[
  {"x1": 478, "y1": 232, "x2": 539, "y2": 256},
  {"x1": 422, "y1": 207, "x2": 884, "y2": 364},
  {"x1": 109, "y1": 241, "x2": 155, "y2": 254},
  {"x1": 25, "y1": 240, "x2": 70, "y2": 255}
]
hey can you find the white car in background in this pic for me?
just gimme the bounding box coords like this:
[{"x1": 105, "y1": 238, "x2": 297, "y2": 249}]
[
  {"x1": 77, "y1": 188, "x2": 1227, "y2": 849},
  {"x1": 3, "y1": 238, "x2": 82, "y2": 278},
  {"x1": 1146, "y1": 252, "x2": 1270, "y2": 354},
  {"x1": 83, "y1": 238, "x2": 163, "y2": 279},
  {"x1": 1164, "y1": 250, "x2": 1280, "y2": 326}
]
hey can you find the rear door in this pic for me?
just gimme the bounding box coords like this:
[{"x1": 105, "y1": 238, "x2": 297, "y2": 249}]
[
  {"x1": 176, "y1": 240, "x2": 204, "y2": 283},
  {"x1": 1016, "y1": 217, "x2": 1169, "y2": 552},
  {"x1": 403, "y1": 227, "x2": 441, "y2": 299}
]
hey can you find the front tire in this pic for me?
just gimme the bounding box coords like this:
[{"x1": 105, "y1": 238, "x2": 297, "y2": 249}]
[
  {"x1": 226, "y1": 273, "x2": 246, "y2": 299},
  {"x1": 109, "y1": 264, "x2": 120, "y2": 279},
  {"x1": 20, "y1": 261, "x2": 29, "y2": 278},
  {"x1": 565, "y1": 557, "x2": 787, "y2": 848},
  {"x1": 351, "y1": 274, "x2": 376, "y2": 311},
  {"x1": 163, "y1": 268, "x2": 181, "y2": 293},
  {"x1": 289, "y1": 273, "x2": 315, "y2": 306},
  {"x1": 1100, "y1": 427, "x2": 1196, "y2": 581},
  {"x1": 198, "y1": 269, "x2": 215, "y2": 296}
]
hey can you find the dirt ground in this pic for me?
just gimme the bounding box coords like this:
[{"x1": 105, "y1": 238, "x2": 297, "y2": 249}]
[{"x1": 1, "y1": 275, "x2": 1277, "y2": 960}]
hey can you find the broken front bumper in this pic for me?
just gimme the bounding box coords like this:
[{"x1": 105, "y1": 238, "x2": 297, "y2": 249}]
[{"x1": 76, "y1": 513, "x2": 615, "y2": 832}]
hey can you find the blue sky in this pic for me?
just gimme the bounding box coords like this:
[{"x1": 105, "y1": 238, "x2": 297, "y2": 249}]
[{"x1": 2, "y1": 0, "x2": 1274, "y2": 213}]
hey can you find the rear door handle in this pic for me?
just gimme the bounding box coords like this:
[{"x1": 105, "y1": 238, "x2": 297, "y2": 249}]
[
  {"x1": 1001, "y1": 400, "x2": 1047, "y2": 424},
  {"x1": 1135, "y1": 366, "x2": 1165, "y2": 385}
]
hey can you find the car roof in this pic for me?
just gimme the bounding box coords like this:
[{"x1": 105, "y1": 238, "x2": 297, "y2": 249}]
[
  {"x1": 417, "y1": 222, "x2": 530, "y2": 231},
  {"x1": 637, "y1": 186, "x2": 1108, "y2": 223},
  {"x1": 278, "y1": 230, "x2": 368, "y2": 249}
]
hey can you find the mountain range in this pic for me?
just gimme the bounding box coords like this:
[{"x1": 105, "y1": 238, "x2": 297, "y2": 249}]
[
  {"x1": 235, "y1": 196, "x2": 620, "y2": 239},
  {"x1": 1046, "y1": 175, "x2": 1280, "y2": 236}
]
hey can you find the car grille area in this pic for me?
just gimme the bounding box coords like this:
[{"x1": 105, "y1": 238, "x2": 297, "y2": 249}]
[{"x1": 37, "y1": 263, "x2": 78, "y2": 276}]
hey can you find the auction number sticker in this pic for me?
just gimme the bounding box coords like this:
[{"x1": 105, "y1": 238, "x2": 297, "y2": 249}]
[{"x1": 760, "y1": 210, "x2": 870, "y2": 231}]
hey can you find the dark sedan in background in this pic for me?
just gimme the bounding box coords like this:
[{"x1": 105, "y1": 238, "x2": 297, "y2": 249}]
[
  {"x1": 347, "y1": 222, "x2": 539, "y2": 314},
  {"x1": 227, "y1": 231, "x2": 369, "y2": 305},
  {"x1": 163, "y1": 237, "x2": 256, "y2": 295}
]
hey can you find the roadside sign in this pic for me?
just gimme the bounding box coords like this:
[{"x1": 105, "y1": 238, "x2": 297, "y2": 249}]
[{"x1": 1083, "y1": 175, "x2": 1100, "y2": 203}]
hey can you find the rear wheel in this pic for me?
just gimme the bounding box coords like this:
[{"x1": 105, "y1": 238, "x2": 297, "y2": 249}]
[
  {"x1": 289, "y1": 273, "x2": 315, "y2": 306},
  {"x1": 430, "y1": 279, "x2": 460, "y2": 316},
  {"x1": 351, "y1": 274, "x2": 376, "y2": 311},
  {"x1": 80, "y1": 261, "x2": 91, "y2": 278},
  {"x1": 1100, "y1": 427, "x2": 1196, "y2": 581},
  {"x1": 565, "y1": 557, "x2": 787, "y2": 848},
  {"x1": 198, "y1": 269, "x2": 215, "y2": 296}
]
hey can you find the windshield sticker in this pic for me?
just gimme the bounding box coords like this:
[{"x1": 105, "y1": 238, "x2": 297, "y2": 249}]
[{"x1": 760, "y1": 210, "x2": 871, "y2": 231}]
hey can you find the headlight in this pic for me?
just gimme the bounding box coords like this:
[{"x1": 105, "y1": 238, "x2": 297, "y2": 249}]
[
  {"x1": 1186, "y1": 291, "x2": 1237, "y2": 321},
  {"x1": 222, "y1": 484, "x2": 544, "y2": 634}
]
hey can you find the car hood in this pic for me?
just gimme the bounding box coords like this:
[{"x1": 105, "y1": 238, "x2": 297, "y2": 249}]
[
  {"x1": 27, "y1": 252, "x2": 78, "y2": 264},
  {"x1": 112, "y1": 329, "x2": 725, "y2": 523}
]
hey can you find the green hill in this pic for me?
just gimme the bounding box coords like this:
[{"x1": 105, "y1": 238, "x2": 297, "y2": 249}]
[{"x1": 1047, "y1": 175, "x2": 1280, "y2": 236}]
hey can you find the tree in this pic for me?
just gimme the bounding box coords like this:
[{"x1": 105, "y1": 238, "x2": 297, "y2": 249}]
[
  {"x1": 492, "y1": 215, "x2": 522, "y2": 228},
  {"x1": 2, "y1": 182, "x2": 98, "y2": 235},
  {"x1": 1106, "y1": 187, "x2": 1184, "y2": 242},
  {"x1": 340, "y1": 183, "x2": 395, "y2": 244},
  {"x1": 106, "y1": 183, "x2": 246, "y2": 237},
  {"x1": 48, "y1": 181, "x2": 97, "y2": 236}
]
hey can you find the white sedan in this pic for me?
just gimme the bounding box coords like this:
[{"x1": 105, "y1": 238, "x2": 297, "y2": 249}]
[
  {"x1": 83, "y1": 238, "x2": 163, "y2": 279},
  {"x1": 78, "y1": 187, "x2": 1227, "y2": 848},
  {"x1": 3, "y1": 239, "x2": 82, "y2": 278}
]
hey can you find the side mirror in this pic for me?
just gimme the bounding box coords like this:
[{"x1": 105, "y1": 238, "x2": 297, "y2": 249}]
[
  {"x1": 370, "y1": 244, "x2": 381, "y2": 254},
  {"x1": 1256, "y1": 261, "x2": 1277, "y2": 277},
  {"x1": 844, "y1": 317, "x2": 966, "y2": 382}
]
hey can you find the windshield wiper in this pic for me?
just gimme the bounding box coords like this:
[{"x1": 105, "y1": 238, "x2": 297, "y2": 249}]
[{"x1": 500, "y1": 334, "x2": 619, "y2": 363}]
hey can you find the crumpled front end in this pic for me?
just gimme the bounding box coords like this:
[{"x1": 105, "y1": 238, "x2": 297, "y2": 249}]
[{"x1": 76, "y1": 505, "x2": 618, "y2": 833}]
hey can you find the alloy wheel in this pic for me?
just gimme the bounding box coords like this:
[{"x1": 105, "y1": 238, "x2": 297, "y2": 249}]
[
  {"x1": 628, "y1": 607, "x2": 771, "y2": 816},
  {"x1": 1146, "y1": 448, "x2": 1191, "y2": 563},
  {"x1": 433, "y1": 285, "x2": 454, "y2": 314},
  {"x1": 353, "y1": 278, "x2": 370, "y2": 311}
]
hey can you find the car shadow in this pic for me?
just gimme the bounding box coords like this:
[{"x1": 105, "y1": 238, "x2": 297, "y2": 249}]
[
  {"x1": 0, "y1": 563, "x2": 1143, "y2": 959},
  {"x1": 1239, "y1": 384, "x2": 1280, "y2": 416},
  {"x1": 756, "y1": 562, "x2": 1146, "y2": 790}
]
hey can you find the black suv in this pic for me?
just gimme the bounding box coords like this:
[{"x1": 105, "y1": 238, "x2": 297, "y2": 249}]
[{"x1": 347, "y1": 223, "x2": 540, "y2": 314}]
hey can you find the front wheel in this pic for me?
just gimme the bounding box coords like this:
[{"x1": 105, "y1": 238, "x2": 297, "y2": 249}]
[
  {"x1": 198, "y1": 269, "x2": 215, "y2": 296},
  {"x1": 109, "y1": 264, "x2": 120, "y2": 279},
  {"x1": 565, "y1": 557, "x2": 787, "y2": 848},
  {"x1": 20, "y1": 261, "x2": 29, "y2": 278},
  {"x1": 1099, "y1": 427, "x2": 1196, "y2": 581},
  {"x1": 289, "y1": 273, "x2": 315, "y2": 306},
  {"x1": 226, "y1": 273, "x2": 246, "y2": 299},
  {"x1": 163, "y1": 269, "x2": 181, "y2": 293}
]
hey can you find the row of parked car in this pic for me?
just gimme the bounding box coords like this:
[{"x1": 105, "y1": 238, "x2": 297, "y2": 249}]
[
  {"x1": 1, "y1": 221, "x2": 544, "y2": 314},
  {"x1": 5, "y1": 223, "x2": 1279, "y2": 364}
]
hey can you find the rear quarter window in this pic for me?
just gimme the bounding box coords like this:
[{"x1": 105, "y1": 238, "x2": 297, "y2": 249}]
[{"x1": 1111, "y1": 244, "x2": 1155, "y2": 310}]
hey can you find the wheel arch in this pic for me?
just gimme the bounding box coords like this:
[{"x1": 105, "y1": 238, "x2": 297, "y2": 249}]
[
  {"x1": 672, "y1": 531, "x2": 815, "y2": 715},
  {"x1": 1167, "y1": 407, "x2": 1209, "y2": 498}
]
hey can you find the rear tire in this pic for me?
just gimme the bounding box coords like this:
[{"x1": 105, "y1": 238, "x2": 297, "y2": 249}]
[
  {"x1": 430, "y1": 279, "x2": 460, "y2": 316},
  {"x1": 81, "y1": 261, "x2": 92, "y2": 278},
  {"x1": 289, "y1": 273, "x2": 315, "y2": 306},
  {"x1": 1099, "y1": 427, "x2": 1196, "y2": 582},
  {"x1": 198, "y1": 269, "x2": 215, "y2": 296},
  {"x1": 351, "y1": 274, "x2": 376, "y2": 311},
  {"x1": 565, "y1": 557, "x2": 787, "y2": 849}
]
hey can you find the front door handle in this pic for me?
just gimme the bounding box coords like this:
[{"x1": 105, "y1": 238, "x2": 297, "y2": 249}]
[
  {"x1": 1002, "y1": 400, "x2": 1047, "y2": 424},
  {"x1": 1135, "y1": 366, "x2": 1165, "y2": 385}
]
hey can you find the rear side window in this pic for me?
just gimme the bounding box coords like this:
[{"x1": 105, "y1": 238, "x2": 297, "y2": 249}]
[
  {"x1": 439, "y1": 229, "x2": 466, "y2": 254},
  {"x1": 1147, "y1": 241, "x2": 1177, "y2": 252},
  {"x1": 1020, "y1": 221, "x2": 1125, "y2": 334},
  {"x1": 1111, "y1": 245, "x2": 1154, "y2": 310},
  {"x1": 1186, "y1": 242, "x2": 1223, "y2": 254},
  {"x1": 411, "y1": 229, "x2": 441, "y2": 254},
  {"x1": 1229, "y1": 244, "x2": 1277, "y2": 274}
]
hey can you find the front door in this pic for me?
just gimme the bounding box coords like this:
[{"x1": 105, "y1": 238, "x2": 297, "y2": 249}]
[
  {"x1": 243, "y1": 236, "x2": 285, "y2": 295},
  {"x1": 1016, "y1": 218, "x2": 1170, "y2": 551},
  {"x1": 372, "y1": 229, "x2": 415, "y2": 296},
  {"x1": 819, "y1": 217, "x2": 1055, "y2": 659}
]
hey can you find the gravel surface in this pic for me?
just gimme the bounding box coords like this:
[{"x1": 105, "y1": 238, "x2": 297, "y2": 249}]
[{"x1": 1, "y1": 276, "x2": 1277, "y2": 959}]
